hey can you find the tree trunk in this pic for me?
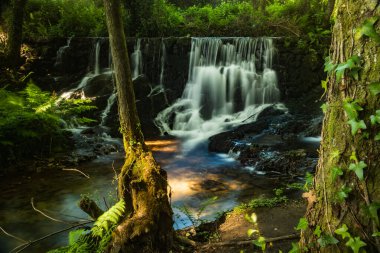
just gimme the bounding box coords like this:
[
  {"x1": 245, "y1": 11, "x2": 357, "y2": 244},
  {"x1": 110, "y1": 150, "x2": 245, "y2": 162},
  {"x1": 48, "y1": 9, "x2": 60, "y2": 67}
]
[
  {"x1": 103, "y1": 0, "x2": 173, "y2": 252},
  {"x1": 5, "y1": 0, "x2": 27, "y2": 68},
  {"x1": 300, "y1": 1, "x2": 380, "y2": 252}
]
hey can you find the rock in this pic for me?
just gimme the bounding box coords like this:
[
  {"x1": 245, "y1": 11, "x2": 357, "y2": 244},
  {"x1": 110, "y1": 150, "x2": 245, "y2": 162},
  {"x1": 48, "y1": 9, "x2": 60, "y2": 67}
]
[{"x1": 208, "y1": 130, "x2": 244, "y2": 153}]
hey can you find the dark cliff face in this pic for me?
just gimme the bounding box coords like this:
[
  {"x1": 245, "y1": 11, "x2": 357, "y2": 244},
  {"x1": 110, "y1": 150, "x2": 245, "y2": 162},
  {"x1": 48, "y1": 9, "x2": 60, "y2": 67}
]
[{"x1": 27, "y1": 37, "x2": 326, "y2": 138}]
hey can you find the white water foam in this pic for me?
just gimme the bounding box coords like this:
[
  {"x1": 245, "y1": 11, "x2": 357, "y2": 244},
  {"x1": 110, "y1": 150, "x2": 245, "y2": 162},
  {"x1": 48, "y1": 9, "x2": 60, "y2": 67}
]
[{"x1": 155, "y1": 37, "x2": 281, "y2": 151}]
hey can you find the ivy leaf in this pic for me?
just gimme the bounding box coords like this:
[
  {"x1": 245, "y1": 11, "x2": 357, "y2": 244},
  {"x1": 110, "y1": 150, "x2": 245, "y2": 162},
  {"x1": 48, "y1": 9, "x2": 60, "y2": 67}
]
[
  {"x1": 348, "y1": 161, "x2": 367, "y2": 180},
  {"x1": 346, "y1": 237, "x2": 367, "y2": 253},
  {"x1": 332, "y1": 167, "x2": 344, "y2": 180},
  {"x1": 348, "y1": 119, "x2": 367, "y2": 136},
  {"x1": 343, "y1": 100, "x2": 363, "y2": 120},
  {"x1": 313, "y1": 225, "x2": 322, "y2": 238},
  {"x1": 350, "y1": 151, "x2": 358, "y2": 163},
  {"x1": 375, "y1": 133, "x2": 380, "y2": 141},
  {"x1": 253, "y1": 236, "x2": 266, "y2": 251},
  {"x1": 357, "y1": 17, "x2": 380, "y2": 43},
  {"x1": 321, "y1": 80, "x2": 327, "y2": 95},
  {"x1": 317, "y1": 234, "x2": 339, "y2": 248},
  {"x1": 321, "y1": 103, "x2": 328, "y2": 113},
  {"x1": 335, "y1": 56, "x2": 361, "y2": 83},
  {"x1": 288, "y1": 242, "x2": 300, "y2": 253},
  {"x1": 337, "y1": 185, "x2": 352, "y2": 202},
  {"x1": 369, "y1": 82, "x2": 380, "y2": 96},
  {"x1": 296, "y1": 218, "x2": 308, "y2": 231},
  {"x1": 370, "y1": 110, "x2": 380, "y2": 125},
  {"x1": 335, "y1": 224, "x2": 351, "y2": 239},
  {"x1": 373, "y1": 232, "x2": 380, "y2": 237},
  {"x1": 324, "y1": 56, "x2": 336, "y2": 73}
]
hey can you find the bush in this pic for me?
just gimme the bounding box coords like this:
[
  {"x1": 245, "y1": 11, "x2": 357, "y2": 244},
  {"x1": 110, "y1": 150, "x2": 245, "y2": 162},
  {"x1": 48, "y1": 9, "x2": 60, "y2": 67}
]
[
  {"x1": 0, "y1": 81, "x2": 95, "y2": 167},
  {"x1": 22, "y1": 0, "x2": 108, "y2": 40}
]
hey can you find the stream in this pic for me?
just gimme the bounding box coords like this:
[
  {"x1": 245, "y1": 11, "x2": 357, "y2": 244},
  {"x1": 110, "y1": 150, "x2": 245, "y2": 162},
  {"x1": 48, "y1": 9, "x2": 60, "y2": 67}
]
[{"x1": 0, "y1": 138, "x2": 283, "y2": 252}]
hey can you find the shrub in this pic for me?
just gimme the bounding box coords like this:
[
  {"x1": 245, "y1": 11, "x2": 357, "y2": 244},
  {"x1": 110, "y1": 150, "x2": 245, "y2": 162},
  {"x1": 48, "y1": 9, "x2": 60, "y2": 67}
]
[{"x1": 0, "y1": 81, "x2": 95, "y2": 167}]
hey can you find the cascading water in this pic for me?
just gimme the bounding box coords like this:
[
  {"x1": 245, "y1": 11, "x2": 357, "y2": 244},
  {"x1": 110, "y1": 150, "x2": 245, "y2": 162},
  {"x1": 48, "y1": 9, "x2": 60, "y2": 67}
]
[
  {"x1": 147, "y1": 39, "x2": 169, "y2": 104},
  {"x1": 54, "y1": 36, "x2": 72, "y2": 68},
  {"x1": 155, "y1": 37, "x2": 281, "y2": 150},
  {"x1": 131, "y1": 38, "x2": 143, "y2": 80}
]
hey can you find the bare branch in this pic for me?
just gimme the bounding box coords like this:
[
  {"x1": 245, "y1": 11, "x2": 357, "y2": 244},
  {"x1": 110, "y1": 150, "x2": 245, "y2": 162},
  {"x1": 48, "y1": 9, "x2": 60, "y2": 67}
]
[
  {"x1": 31, "y1": 198, "x2": 70, "y2": 224},
  {"x1": 0, "y1": 226, "x2": 27, "y2": 243},
  {"x1": 62, "y1": 168, "x2": 90, "y2": 178},
  {"x1": 10, "y1": 221, "x2": 93, "y2": 253}
]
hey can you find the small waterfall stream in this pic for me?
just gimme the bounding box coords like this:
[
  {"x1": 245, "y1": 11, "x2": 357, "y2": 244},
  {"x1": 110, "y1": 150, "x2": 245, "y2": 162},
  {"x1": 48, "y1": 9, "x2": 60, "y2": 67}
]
[{"x1": 155, "y1": 37, "x2": 281, "y2": 150}]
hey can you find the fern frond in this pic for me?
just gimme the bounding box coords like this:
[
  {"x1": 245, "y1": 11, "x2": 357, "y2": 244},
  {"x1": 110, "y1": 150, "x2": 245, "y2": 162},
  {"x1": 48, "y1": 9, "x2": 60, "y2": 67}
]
[{"x1": 91, "y1": 200, "x2": 126, "y2": 237}]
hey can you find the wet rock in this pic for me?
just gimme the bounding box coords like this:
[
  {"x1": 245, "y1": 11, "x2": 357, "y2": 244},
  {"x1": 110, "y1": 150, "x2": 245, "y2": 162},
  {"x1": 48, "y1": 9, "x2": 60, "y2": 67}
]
[{"x1": 208, "y1": 130, "x2": 244, "y2": 153}]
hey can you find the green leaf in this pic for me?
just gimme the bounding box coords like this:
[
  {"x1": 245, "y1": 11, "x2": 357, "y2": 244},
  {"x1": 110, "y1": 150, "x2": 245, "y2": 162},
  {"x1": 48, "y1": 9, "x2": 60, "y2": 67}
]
[
  {"x1": 348, "y1": 161, "x2": 367, "y2": 180},
  {"x1": 335, "y1": 224, "x2": 351, "y2": 239},
  {"x1": 346, "y1": 237, "x2": 367, "y2": 253},
  {"x1": 370, "y1": 110, "x2": 380, "y2": 125},
  {"x1": 332, "y1": 167, "x2": 344, "y2": 180},
  {"x1": 358, "y1": 17, "x2": 380, "y2": 43},
  {"x1": 337, "y1": 185, "x2": 352, "y2": 202},
  {"x1": 313, "y1": 225, "x2": 322, "y2": 238},
  {"x1": 343, "y1": 100, "x2": 363, "y2": 120},
  {"x1": 348, "y1": 119, "x2": 367, "y2": 136},
  {"x1": 335, "y1": 56, "x2": 361, "y2": 82},
  {"x1": 321, "y1": 80, "x2": 327, "y2": 95},
  {"x1": 253, "y1": 236, "x2": 266, "y2": 251},
  {"x1": 350, "y1": 151, "x2": 358, "y2": 163},
  {"x1": 317, "y1": 234, "x2": 339, "y2": 248},
  {"x1": 321, "y1": 103, "x2": 328, "y2": 113},
  {"x1": 373, "y1": 232, "x2": 380, "y2": 237},
  {"x1": 375, "y1": 133, "x2": 380, "y2": 141},
  {"x1": 247, "y1": 229, "x2": 258, "y2": 237},
  {"x1": 296, "y1": 218, "x2": 308, "y2": 231},
  {"x1": 288, "y1": 242, "x2": 300, "y2": 253},
  {"x1": 324, "y1": 56, "x2": 336, "y2": 73},
  {"x1": 369, "y1": 82, "x2": 380, "y2": 96}
]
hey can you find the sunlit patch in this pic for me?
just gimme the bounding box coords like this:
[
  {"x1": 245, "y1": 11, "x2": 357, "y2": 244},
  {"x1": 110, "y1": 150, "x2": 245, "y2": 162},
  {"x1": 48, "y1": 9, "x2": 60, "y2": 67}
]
[{"x1": 145, "y1": 139, "x2": 179, "y2": 152}]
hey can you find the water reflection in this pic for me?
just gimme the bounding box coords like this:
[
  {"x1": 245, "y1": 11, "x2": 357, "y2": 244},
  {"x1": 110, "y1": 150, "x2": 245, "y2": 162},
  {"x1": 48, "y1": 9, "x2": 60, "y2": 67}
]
[{"x1": 0, "y1": 139, "x2": 260, "y2": 252}]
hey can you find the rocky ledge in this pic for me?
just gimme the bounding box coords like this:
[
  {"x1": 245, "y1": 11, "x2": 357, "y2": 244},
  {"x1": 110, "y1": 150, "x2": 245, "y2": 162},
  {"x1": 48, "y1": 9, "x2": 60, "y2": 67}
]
[{"x1": 208, "y1": 105, "x2": 323, "y2": 177}]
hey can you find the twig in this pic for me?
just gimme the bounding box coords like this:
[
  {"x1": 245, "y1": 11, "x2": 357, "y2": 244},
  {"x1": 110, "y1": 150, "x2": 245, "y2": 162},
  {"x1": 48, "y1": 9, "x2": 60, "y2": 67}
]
[
  {"x1": 10, "y1": 221, "x2": 93, "y2": 253},
  {"x1": 0, "y1": 226, "x2": 27, "y2": 243},
  {"x1": 201, "y1": 233, "x2": 300, "y2": 248},
  {"x1": 103, "y1": 197, "x2": 110, "y2": 210},
  {"x1": 31, "y1": 198, "x2": 70, "y2": 224},
  {"x1": 62, "y1": 168, "x2": 90, "y2": 179}
]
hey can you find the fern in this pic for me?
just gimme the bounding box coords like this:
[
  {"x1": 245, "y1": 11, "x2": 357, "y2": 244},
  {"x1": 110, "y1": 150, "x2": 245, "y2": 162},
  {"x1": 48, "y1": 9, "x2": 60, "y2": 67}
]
[
  {"x1": 92, "y1": 200, "x2": 126, "y2": 237},
  {"x1": 48, "y1": 200, "x2": 127, "y2": 253}
]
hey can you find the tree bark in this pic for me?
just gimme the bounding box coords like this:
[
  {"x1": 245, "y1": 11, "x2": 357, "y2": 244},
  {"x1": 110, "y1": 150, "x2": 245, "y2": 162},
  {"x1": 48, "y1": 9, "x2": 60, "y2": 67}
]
[
  {"x1": 300, "y1": 1, "x2": 380, "y2": 252},
  {"x1": 5, "y1": 0, "x2": 27, "y2": 68},
  {"x1": 103, "y1": 0, "x2": 173, "y2": 252},
  {"x1": 324, "y1": 0, "x2": 335, "y2": 25}
]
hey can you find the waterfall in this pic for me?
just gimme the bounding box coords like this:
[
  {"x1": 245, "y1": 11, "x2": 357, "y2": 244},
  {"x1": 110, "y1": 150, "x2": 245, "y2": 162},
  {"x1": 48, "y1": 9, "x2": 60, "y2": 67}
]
[
  {"x1": 131, "y1": 38, "x2": 143, "y2": 79},
  {"x1": 94, "y1": 40, "x2": 101, "y2": 75},
  {"x1": 155, "y1": 37, "x2": 281, "y2": 150},
  {"x1": 54, "y1": 36, "x2": 72, "y2": 67},
  {"x1": 147, "y1": 39, "x2": 169, "y2": 104}
]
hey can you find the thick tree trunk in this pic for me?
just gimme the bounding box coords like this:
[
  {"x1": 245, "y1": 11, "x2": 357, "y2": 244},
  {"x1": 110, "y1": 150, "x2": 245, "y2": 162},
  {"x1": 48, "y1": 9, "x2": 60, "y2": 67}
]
[
  {"x1": 103, "y1": 0, "x2": 173, "y2": 252},
  {"x1": 300, "y1": 1, "x2": 380, "y2": 252},
  {"x1": 5, "y1": 0, "x2": 27, "y2": 68},
  {"x1": 324, "y1": 0, "x2": 335, "y2": 25}
]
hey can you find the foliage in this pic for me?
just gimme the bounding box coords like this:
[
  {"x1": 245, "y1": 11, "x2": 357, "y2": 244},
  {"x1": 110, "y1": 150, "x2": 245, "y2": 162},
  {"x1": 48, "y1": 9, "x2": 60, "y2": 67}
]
[
  {"x1": 0, "y1": 81, "x2": 95, "y2": 166},
  {"x1": 48, "y1": 200, "x2": 126, "y2": 253},
  {"x1": 20, "y1": 0, "x2": 108, "y2": 39}
]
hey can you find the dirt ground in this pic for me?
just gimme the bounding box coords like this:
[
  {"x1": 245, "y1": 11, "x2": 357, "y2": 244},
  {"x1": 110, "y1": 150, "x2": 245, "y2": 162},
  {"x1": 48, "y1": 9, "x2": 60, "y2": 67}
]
[{"x1": 176, "y1": 199, "x2": 306, "y2": 253}]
